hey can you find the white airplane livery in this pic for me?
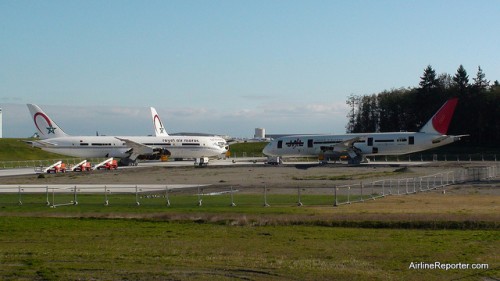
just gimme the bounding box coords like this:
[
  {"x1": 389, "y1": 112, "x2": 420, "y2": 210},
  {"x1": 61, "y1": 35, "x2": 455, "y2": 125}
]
[
  {"x1": 263, "y1": 98, "x2": 465, "y2": 164},
  {"x1": 28, "y1": 104, "x2": 228, "y2": 165}
]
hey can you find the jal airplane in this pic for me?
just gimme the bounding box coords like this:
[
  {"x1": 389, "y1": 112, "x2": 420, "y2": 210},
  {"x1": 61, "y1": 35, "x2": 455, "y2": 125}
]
[
  {"x1": 27, "y1": 104, "x2": 229, "y2": 165},
  {"x1": 263, "y1": 98, "x2": 466, "y2": 164}
]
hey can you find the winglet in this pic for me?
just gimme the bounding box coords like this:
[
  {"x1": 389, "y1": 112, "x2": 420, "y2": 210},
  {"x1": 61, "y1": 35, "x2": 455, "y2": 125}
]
[
  {"x1": 419, "y1": 98, "x2": 458, "y2": 135},
  {"x1": 27, "y1": 104, "x2": 69, "y2": 139},
  {"x1": 150, "y1": 107, "x2": 169, "y2": 137}
]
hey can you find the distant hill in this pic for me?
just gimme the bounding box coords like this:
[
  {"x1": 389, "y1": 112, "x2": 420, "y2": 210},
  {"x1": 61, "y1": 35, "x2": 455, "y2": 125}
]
[
  {"x1": 0, "y1": 138, "x2": 68, "y2": 161},
  {"x1": 228, "y1": 142, "x2": 268, "y2": 157}
]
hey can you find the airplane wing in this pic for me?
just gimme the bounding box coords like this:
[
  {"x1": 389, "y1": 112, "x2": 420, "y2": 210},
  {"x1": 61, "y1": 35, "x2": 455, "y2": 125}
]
[
  {"x1": 335, "y1": 137, "x2": 363, "y2": 150},
  {"x1": 25, "y1": 139, "x2": 58, "y2": 148},
  {"x1": 116, "y1": 138, "x2": 155, "y2": 160},
  {"x1": 321, "y1": 136, "x2": 364, "y2": 158},
  {"x1": 432, "y1": 134, "x2": 469, "y2": 144}
]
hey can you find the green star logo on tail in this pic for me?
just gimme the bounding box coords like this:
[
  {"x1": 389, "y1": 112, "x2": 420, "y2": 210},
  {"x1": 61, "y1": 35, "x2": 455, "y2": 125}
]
[{"x1": 47, "y1": 126, "x2": 57, "y2": 134}]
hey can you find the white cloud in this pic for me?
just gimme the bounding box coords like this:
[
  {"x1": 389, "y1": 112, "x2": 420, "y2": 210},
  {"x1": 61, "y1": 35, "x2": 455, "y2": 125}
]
[
  {"x1": 1, "y1": 101, "x2": 350, "y2": 138},
  {"x1": 260, "y1": 102, "x2": 347, "y2": 117}
]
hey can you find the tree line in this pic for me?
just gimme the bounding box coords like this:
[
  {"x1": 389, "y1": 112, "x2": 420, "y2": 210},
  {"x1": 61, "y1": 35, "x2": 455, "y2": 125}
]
[{"x1": 346, "y1": 65, "x2": 500, "y2": 147}]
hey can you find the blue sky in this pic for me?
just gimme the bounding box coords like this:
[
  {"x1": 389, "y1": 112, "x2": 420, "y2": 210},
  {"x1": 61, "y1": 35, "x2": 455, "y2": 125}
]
[{"x1": 1, "y1": 0, "x2": 499, "y2": 138}]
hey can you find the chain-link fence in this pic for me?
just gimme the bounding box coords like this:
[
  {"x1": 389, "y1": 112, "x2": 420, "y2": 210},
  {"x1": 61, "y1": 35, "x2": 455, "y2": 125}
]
[{"x1": 1, "y1": 164, "x2": 498, "y2": 208}]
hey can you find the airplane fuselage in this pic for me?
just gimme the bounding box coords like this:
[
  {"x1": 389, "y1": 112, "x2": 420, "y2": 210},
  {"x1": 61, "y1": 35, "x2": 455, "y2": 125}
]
[
  {"x1": 263, "y1": 132, "x2": 456, "y2": 158},
  {"x1": 34, "y1": 135, "x2": 228, "y2": 159}
]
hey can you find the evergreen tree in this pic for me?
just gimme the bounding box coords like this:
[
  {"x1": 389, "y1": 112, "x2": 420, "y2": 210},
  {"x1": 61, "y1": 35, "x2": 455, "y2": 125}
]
[
  {"x1": 452, "y1": 64, "x2": 469, "y2": 95},
  {"x1": 467, "y1": 66, "x2": 491, "y2": 145},
  {"x1": 419, "y1": 65, "x2": 438, "y2": 91},
  {"x1": 472, "y1": 66, "x2": 489, "y2": 92},
  {"x1": 357, "y1": 95, "x2": 378, "y2": 132},
  {"x1": 345, "y1": 94, "x2": 360, "y2": 133},
  {"x1": 417, "y1": 65, "x2": 443, "y2": 128},
  {"x1": 488, "y1": 85, "x2": 500, "y2": 145}
]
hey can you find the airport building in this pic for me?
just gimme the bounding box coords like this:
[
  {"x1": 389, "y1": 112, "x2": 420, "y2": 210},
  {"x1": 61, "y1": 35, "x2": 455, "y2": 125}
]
[{"x1": 254, "y1": 128, "x2": 265, "y2": 139}]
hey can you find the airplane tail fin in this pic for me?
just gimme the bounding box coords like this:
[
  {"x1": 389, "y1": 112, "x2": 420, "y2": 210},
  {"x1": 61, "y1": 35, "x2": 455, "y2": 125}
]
[
  {"x1": 27, "y1": 104, "x2": 69, "y2": 139},
  {"x1": 150, "y1": 107, "x2": 169, "y2": 137},
  {"x1": 419, "y1": 98, "x2": 458, "y2": 135}
]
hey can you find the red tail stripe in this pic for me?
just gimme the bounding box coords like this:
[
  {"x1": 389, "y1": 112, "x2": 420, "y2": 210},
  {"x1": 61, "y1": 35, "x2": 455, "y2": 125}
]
[{"x1": 432, "y1": 98, "x2": 458, "y2": 135}]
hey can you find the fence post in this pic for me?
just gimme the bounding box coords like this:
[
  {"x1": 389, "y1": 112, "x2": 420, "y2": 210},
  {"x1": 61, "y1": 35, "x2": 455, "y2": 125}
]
[
  {"x1": 46, "y1": 186, "x2": 50, "y2": 206},
  {"x1": 165, "y1": 186, "x2": 171, "y2": 207},
  {"x1": 230, "y1": 186, "x2": 236, "y2": 207},
  {"x1": 135, "y1": 185, "x2": 140, "y2": 206},
  {"x1": 297, "y1": 186, "x2": 303, "y2": 206},
  {"x1": 73, "y1": 186, "x2": 78, "y2": 205},
  {"x1": 104, "y1": 185, "x2": 109, "y2": 206},
  {"x1": 334, "y1": 186, "x2": 338, "y2": 207},
  {"x1": 197, "y1": 186, "x2": 202, "y2": 207},
  {"x1": 263, "y1": 185, "x2": 270, "y2": 207},
  {"x1": 18, "y1": 186, "x2": 23, "y2": 205},
  {"x1": 360, "y1": 182, "x2": 364, "y2": 202}
]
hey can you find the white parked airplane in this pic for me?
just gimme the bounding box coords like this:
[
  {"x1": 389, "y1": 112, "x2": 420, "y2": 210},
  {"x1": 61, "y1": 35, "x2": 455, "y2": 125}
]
[
  {"x1": 263, "y1": 98, "x2": 466, "y2": 164},
  {"x1": 27, "y1": 104, "x2": 229, "y2": 165}
]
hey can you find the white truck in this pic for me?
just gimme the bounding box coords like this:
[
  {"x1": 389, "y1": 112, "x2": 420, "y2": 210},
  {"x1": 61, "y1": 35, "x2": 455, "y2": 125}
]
[{"x1": 194, "y1": 157, "x2": 210, "y2": 167}]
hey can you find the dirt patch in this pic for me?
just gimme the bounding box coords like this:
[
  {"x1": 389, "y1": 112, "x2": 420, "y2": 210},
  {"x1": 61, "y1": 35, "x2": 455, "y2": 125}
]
[{"x1": 0, "y1": 162, "x2": 462, "y2": 186}]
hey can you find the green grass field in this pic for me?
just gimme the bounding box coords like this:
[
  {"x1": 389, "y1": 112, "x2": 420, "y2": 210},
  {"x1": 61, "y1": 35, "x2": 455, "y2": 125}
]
[
  {"x1": 0, "y1": 216, "x2": 497, "y2": 281},
  {"x1": 0, "y1": 192, "x2": 498, "y2": 280},
  {"x1": 228, "y1": 142, "x2": 268, "y2": 157}
]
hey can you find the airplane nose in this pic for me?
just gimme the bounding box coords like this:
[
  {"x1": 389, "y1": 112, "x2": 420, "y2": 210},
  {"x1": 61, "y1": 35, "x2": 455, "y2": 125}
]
[{"x1": 263, "y1": 143, "x2": 272, "y2": 156}]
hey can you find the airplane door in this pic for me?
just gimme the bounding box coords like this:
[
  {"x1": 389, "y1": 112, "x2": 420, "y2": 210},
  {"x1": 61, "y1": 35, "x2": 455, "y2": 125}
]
[
  {"x1": 307, "y1": 139, "x2": 313, "y2": 148},
  {"x1": 277, "y1": 140, "x2": 283, "y2": 149},
  {"x1": 409, "y1": 136, "x2": 414, "y2": 145},
  {"x1": 367, "y1": 137, "x2": 373, "y2": 146}
]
